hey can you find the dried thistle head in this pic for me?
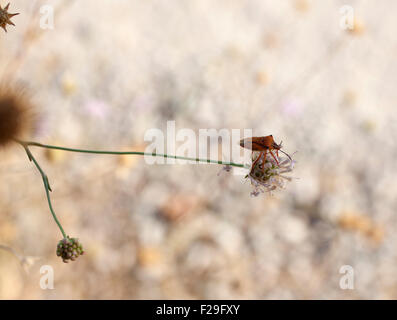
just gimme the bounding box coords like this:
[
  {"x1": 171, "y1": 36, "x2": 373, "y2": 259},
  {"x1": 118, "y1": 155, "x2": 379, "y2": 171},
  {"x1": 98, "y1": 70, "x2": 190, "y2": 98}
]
[
  {"x1": 0, "y1": 86, "x2": 35, "y2": 148},
  {"x1": 0, "y1": 3, "x2": 19, "y2": 32}
]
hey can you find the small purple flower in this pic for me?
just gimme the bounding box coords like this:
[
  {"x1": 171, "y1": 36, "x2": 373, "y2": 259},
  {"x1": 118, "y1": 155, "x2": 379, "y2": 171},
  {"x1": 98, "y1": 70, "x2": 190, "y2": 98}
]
[
  {"x1": 281, "y1": 99, "x2": 303, "y2": 117},
  {"x1": 84, "y1": 99, "x2": 109, "y2": 119}
]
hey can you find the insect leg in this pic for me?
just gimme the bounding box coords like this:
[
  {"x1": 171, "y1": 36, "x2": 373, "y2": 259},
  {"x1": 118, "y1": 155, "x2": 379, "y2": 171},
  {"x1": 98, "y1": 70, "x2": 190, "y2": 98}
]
[
  {"x1": 261, "y1": 151, "x2": 268, "y2": 173},
  {"x1": 252, "y1": 151, "x2": 264, "y2": 168},
  {"x1": 269, "y1": 150, "x2": 279, "y2": 165}
]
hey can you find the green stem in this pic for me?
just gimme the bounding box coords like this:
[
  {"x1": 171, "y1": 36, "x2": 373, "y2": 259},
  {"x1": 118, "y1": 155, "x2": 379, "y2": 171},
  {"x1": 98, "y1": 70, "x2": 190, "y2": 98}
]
[
  {"x1": 15, "y1": 139, "x2": 246, "y2": 239},
  {"x1": 17, "y1": 141, "x2": 67, "y2": 238},
  {"x1": 19, "y1": 141, "x2": 246, "y2": 168}
]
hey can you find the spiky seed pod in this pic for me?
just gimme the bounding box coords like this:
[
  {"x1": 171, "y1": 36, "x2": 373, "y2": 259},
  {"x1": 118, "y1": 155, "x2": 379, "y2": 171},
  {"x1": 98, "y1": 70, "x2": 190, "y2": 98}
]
[
  {"x1": 0, "y1": 86, "x2": 35, "y2": 148},
  {"x1": 0, "y1": 3, "x2": 19, "y2": 32},
  {"x1": 56, "y1": 236, "x2": 85, "y2": 263}
]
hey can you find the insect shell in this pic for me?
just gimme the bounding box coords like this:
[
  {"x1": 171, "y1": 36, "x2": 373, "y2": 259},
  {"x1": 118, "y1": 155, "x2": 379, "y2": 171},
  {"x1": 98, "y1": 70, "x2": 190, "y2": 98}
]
[
  {"x1": 239, "y1": 135, "x2": 281, "y2": 152},
  {"x1": 239, "y1": 135, "x2": 291, "y2": 166}
]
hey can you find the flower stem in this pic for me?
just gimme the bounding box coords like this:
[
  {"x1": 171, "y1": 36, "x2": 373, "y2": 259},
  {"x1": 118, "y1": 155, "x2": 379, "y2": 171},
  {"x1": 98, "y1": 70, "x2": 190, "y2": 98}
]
[
  {"x1": 15, "y1": 139, "x2": 246, "y2": 239},
  {"x1": 18, "y1": 140, "x2": 246, "y2": 168},
  {"x1": 16, "y1": 141, "x2": 67, "y2": 238}
]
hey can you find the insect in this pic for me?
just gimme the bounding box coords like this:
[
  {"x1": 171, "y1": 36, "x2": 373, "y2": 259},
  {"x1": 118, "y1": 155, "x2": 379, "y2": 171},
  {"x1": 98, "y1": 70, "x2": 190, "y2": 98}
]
[{"x1": 239, "y1": 135, "x2": 291, "y2": 170}]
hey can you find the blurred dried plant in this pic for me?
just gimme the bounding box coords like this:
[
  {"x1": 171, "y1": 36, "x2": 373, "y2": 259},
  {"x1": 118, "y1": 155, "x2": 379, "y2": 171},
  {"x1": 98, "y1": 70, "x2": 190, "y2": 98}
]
[
  {"x1": 338, "y1": 211, "x2": 385, "y2": 245},
  {"x1": 0, "y1": 86, "x2": 35, "y2": 148},
  {"x1": 2, "y1": 0, "x2": 76, "y2": 81},
  {"x1": 0, "y1": 2, "x2": 19, "y2": 32},
  {"x1": 0, "y1": 244, "x2": 40, "y2": 273}
]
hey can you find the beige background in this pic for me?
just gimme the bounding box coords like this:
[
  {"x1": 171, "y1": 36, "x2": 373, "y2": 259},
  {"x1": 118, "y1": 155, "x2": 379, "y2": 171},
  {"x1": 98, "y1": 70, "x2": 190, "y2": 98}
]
[{"x1": 0, "y1": 0, "x2": 396, "y2": 299}]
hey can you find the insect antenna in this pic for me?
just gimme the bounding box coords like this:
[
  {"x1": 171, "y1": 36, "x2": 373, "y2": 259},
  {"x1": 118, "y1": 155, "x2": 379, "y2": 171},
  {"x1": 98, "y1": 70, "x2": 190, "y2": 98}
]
[{"x1": 279, "y1": 149, "x2": 292, "y2": 161}]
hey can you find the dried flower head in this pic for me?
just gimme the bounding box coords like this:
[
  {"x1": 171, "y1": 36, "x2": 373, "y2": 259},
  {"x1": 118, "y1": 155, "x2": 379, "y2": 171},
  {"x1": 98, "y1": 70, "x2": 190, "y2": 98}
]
[
  {"x1": 56, "y1": 236, "x2": 84, "y2": 263},
  {"x1": 0, "y1": 3, "x2": 19, "y2": 32},
  {"x1": 0, "y1": 86, "x2": 35, "y2": 148},
  {"x1": 247, "y1": 151, "x2": 295, "y2": 196}
]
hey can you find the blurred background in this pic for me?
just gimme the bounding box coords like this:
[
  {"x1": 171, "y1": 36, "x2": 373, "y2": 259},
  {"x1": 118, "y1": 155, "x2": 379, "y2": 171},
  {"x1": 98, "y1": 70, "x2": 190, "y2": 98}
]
[{"x1": 1, "y1": 0, "x2": 397, "y2": 299}]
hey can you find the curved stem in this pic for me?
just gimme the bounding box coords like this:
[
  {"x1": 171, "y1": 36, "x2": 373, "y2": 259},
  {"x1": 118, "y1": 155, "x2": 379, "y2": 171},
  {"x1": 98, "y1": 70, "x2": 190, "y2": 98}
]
[
  {"x1": 17, "y1": 141, "x2": 67, "y2": 238},
  {"x1": 19, "y1": 141, "x2": 246, "y2": 168},
  {"x1": 15, "y1": 139, "x2": 246, "y2": 239}
]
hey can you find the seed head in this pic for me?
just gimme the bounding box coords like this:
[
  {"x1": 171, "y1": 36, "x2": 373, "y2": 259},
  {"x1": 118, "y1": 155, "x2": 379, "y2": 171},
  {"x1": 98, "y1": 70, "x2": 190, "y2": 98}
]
[
  {"x1": 0, "y1": 3, "x2": 19, "y2": 32},
  {"x1": 56, "y1": 236, "x2": 85, "y2": 263}
]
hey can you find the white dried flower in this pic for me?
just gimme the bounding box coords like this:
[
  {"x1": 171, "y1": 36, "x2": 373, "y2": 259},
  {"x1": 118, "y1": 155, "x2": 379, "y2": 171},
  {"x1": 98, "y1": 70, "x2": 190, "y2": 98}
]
[{"x1": 246, "y1": 151, "x2": 296, "y2": 197}]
